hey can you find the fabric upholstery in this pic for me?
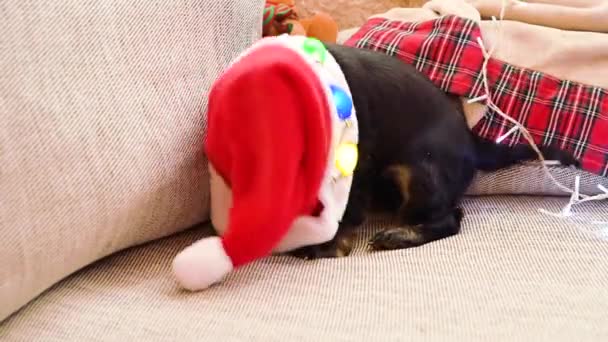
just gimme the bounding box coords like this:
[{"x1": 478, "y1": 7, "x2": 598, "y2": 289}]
[
  {"x1": 2, "y1": 197, "x2": 607, "y2": 340},
  {"x1": 468, "y1": 163, "x2": 608, "y2": 196},
  {"x1": 2, "y1": 0, "x2": 607, "y2": 338},
  {"x1": 466, "y1": 0, "x2": 608, "y2": 33},
  {"x1": 0, "y1": 0, "x2": 264, "y2": 320}
]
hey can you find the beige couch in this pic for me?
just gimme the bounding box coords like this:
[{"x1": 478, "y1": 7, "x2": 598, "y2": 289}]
[{"x1": 2, "y1": 1, "x2": 608, "y2": 340}]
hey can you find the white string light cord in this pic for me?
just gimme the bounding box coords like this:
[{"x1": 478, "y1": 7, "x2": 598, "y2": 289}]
[{"x1": 469, "y1": 0, "x2": 608, "y2": 219}]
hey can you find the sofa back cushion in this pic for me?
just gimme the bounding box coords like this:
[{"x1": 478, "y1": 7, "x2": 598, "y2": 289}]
[{"x1": 0, "y1": 0, "x2": 263, "y2": 320}]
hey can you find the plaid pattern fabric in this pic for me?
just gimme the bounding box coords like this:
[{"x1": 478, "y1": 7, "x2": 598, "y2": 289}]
[{"x1": 344, "y1": 15, "x2": 608, "y2": 177}]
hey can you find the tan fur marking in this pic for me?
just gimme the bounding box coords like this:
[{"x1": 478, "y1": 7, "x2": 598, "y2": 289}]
[
  {"x1": 395, "y1": 227, "x2": 424, "y2": 244},
  {"x1": 335, "y1": 236, "x2": 354, "y2": 257},
  {"x1": 387, "y1": 164, "x2": 412, "y2": 204}
]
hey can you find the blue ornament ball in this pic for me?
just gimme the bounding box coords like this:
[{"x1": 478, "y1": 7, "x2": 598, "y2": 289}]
[{"x1": 330, "y1": 85, "x2": 353, "y2": 120}]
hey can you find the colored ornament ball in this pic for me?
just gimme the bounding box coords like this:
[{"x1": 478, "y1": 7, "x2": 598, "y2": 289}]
[
  {"x1": 330, "y1": 85, "x2": 353, "y2": 120},
  {"x1": 302, "y1": 37, "x2": 327, "y2": 64},
  {"x1": 335, "y1": 142, "x2": 358, "y2": 177}
]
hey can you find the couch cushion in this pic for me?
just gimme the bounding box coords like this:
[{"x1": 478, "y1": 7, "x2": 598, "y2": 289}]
[
  {"x1": 0, "y1": 0, "x2": 263, "y2": 320},
  {"x1": 2, "y1": 197, "x2": 607, "y2": 340},
  {"x1": 468, "y1": 162, "x2": 608, "y2": 196}
]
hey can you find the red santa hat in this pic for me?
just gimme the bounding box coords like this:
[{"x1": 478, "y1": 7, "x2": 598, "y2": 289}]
[{"x1": 172, "y1": 35, "x2": 359, "y2": 291}]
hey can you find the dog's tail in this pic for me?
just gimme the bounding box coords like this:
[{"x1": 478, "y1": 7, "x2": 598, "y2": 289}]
[{"x1": 472, "y1": 135, "x2": 579, "y2": 172}]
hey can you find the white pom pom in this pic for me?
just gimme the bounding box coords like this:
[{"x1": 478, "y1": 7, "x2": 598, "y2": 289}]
[{"x1": 172, "y1": 237, "x2": 233, "y2": 291}]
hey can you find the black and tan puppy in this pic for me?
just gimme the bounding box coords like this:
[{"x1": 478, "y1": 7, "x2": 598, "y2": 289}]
[{"x1": 290, "y1": 43, "x2": 576, "y2": 259}]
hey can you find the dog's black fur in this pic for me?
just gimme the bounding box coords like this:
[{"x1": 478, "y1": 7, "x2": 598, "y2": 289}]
[{"x1": 289, "y1": 43, "x2": 577, "y2": 259}]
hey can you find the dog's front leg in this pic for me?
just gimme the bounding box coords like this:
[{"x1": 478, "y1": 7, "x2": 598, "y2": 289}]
[{"x1": 287, "y1": 157, "x2": 373, "y2": 260}]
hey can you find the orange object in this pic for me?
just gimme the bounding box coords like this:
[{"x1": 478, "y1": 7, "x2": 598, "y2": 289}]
[{"x1": 263, "y1": 0, "x2": 339, "y2": 43}]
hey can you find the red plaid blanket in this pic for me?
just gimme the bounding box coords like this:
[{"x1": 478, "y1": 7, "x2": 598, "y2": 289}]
[{"x1": 344, "y1": 15, "x2": 608, "y2": 177}]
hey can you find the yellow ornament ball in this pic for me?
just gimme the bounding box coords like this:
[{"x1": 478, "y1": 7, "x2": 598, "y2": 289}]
[{"x1": 335, "y1": 143, "x2": 358, "y2": 177}]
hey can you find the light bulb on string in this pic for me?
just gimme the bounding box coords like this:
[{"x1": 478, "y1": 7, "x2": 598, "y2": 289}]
[{"x1": 335, "y1": 143, "x2": 358, "y2": 177}]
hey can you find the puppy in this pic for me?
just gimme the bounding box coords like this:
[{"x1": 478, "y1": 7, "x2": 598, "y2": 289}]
[{"x1": 290, "y1": 43, "x2": 576, "y2": 259}]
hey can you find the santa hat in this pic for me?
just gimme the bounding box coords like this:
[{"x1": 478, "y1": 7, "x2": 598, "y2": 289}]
[{"x1": 172, "y1": 35, "x2": 359, "y2": 291}]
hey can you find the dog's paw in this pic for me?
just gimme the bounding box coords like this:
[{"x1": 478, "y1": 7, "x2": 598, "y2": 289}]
[
  {"x1": 369, "y1": 227, "x2": 423, "y2": 251},
  {"x1": 288, "y1": 236, "x2": 354, "y2": 260}
]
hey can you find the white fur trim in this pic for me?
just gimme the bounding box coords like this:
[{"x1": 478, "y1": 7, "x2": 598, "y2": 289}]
[
  {"x1": 210, "y1": 35, "x2": 358, "y2": 252},
  {"x1": 274, "y1": 195, "x2": 339, "y2": 252},
  {"x1": 172, "y1": 237, "x2": 233, "y2": 291}
]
